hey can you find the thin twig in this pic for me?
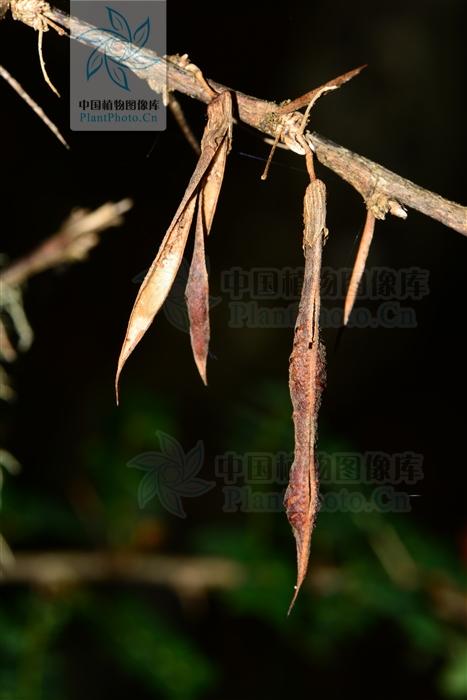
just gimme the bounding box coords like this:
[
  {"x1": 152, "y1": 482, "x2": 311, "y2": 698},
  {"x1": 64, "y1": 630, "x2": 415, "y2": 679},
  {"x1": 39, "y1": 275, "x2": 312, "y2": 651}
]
[
  {"x1": 0, "y1": 63, "x2": 68, "y2": 148},
  {"x1": 260, "y1": 127, "x2": 282, "y2": 181},
  {"x1": 44, "y1": 6, "x2": 467, "y2": 236},
  {"x1": 168, "y1": 94, "x2": 201, "y2": 154},
  {"x1": 37, "y1": 28, "x2": 60, "y2": 97}
]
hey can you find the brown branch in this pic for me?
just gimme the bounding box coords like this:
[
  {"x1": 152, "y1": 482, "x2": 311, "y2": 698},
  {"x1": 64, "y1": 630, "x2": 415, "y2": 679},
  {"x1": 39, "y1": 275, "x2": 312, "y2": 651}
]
[
  {"x1": 0, "y1": 199, "x2": 132, "y2": 288},
  {"x1": 0, "y1": 551, "x2": 245, "y2": 594},
  {"x1": 41, "y1": 6, "x2": 467, "y2": 237},
  {"x1": 0, "y1": 63, "x2": 68, "y2": 148}
]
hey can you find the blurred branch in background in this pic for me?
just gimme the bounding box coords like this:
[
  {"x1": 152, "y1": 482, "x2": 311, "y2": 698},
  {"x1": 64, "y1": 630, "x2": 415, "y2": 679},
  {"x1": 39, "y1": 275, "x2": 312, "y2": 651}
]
[
  {"x1": 0, "y1": 199, "x2": 133, "y2": 561},
  {"x1": 0, "y1": 551, "x2": 245, "y2": 596},
  {"x1": 1, "y1": 549, "x2": 465, "y2": 629},
  {"x1": 352, "y1": 518, "x2": 467, "y2": 628},
  {"x1": 0, "y1": 198, "x2": 132, "y2": 398},
  {"x1": 0, "y1": 199, "x2": 132, "y2": 290}
]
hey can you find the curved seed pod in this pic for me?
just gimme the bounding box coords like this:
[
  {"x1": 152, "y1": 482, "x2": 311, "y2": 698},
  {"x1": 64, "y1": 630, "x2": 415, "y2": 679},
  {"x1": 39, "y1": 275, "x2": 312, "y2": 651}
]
[
  {"x1": 115, "y1": 91, "x2": 233, "y2": 401},
  {"x1": 116, "y1": 195, "x2": 197, "y2": 402},
  {"x1": 185, "y1": 91, "x2": 232, "y2": 382},
  {"x1": 186, "y1": 199, "x2": 210, "y2": 384}
]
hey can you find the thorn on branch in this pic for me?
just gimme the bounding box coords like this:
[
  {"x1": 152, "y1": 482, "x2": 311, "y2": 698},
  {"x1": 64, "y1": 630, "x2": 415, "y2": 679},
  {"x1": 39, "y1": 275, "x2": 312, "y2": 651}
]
[{"x1": 343, "y1": 209, "x2": 376, "y2": 326}]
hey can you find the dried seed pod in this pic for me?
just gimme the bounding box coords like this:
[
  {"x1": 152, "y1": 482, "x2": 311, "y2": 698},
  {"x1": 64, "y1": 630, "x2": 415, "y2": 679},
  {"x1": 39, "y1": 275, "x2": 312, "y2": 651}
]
[{"x1": 285, "y1": 178, "x2": 327, "y2": 613}]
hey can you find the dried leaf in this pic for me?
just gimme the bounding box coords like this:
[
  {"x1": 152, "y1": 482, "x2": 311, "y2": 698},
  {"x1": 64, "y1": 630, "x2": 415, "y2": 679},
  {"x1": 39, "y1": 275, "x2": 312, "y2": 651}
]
[
  {"x1": 285, "y1": 178, "x2": 327, "y2": 614},
  {"x1": 343, "y1": 209, "x2": 376, "y2": 325},
  {"x1": 116, "y1": 91, "x2": 232, "y2": 400},
  {"x1": 186, "y1": 199, "x2": 210, "y2": 384}
]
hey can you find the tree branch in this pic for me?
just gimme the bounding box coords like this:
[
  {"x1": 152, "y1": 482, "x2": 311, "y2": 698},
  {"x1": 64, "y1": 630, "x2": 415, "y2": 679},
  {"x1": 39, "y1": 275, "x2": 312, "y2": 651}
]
[
  {"x1": 1, "y1": 550, "x2": 465, "y2": 627},
  {"x1": 41, "y1": 6, "x2": 467, "y2": 237},
  {"x1": 0, "y1": 199, "x2": 132, "y2": 288},
  {"x1": 0, "y1": 551, "x2": 245, "y2": 594},
  {"x1": 0, "y1": 63, "x2": 68, "y2": 148},
  {"x1": 0, "y1": 199, "x2": 132, "y2": 396}
]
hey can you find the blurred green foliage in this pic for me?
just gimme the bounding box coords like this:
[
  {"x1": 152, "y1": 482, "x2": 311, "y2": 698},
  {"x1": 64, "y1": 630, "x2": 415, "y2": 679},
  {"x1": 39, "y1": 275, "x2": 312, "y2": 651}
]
[{"x1": 1, "y1": 382, "x2": 466, "y2": 700}]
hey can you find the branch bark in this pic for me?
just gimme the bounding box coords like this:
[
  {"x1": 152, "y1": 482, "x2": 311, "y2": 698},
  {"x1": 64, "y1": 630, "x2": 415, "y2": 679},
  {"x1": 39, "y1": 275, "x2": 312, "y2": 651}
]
[{"x1": 40, "y1": 6, "x2": 467, "y2": 237}]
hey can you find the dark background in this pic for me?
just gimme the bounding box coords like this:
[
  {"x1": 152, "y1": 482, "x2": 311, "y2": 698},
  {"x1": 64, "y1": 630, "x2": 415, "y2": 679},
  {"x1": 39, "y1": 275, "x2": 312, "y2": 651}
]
[{"x1": 1, "y1": 1, "x2": 466, "y2": 698}]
